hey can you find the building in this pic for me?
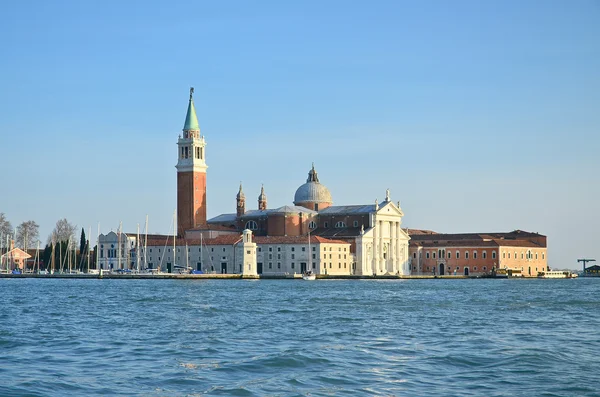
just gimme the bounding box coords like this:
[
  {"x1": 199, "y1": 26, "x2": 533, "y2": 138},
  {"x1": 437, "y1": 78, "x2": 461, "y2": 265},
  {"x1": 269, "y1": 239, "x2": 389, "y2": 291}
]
[
  {"x1": 408, "y1": 230, "x2": 548, "y2": 277},
  {"x1": 173, "y1": 88, "x2": 410, "y2": 276},
  {"x1": 0, "y1": 240, "x2": 31, "y2": 271}
]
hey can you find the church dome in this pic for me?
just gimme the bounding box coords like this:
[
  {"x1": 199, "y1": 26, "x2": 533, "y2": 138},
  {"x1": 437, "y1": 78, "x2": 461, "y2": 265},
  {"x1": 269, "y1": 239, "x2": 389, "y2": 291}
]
[{"x1": 293, "y1": 164, "x2": 332, "y2": 205}]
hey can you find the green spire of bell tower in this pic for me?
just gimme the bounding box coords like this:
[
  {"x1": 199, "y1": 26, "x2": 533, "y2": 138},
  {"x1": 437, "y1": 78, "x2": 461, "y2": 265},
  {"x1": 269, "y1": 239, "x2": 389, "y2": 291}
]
[{"x1": 183, "y1": 87, "x2": 200, "y2": 131}]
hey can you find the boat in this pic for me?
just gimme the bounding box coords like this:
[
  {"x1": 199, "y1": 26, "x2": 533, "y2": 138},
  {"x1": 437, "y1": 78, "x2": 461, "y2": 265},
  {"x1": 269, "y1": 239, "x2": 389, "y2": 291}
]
[
  {"x1": 302, "y1": 229, "x2": 316, "y2": 280},
  {"x1": 302, "y1": 270, "x2": 316, "y2": 281},
  {"x1": 537, "y1": 270, "x2": 577, "y2": 279}
]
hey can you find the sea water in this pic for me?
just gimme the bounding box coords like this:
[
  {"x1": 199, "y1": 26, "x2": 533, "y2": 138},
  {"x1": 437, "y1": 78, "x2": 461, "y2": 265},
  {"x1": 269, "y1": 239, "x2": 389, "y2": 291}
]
[{"x1": 1, "y1": 278, "x2": 599, "y2": 396}]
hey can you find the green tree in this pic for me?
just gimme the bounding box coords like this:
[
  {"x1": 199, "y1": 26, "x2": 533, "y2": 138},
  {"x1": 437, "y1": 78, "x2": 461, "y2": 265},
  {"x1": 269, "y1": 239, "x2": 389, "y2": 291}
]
[{"x1": 79, "y1": 228, "x2": 86, "y2": 270}]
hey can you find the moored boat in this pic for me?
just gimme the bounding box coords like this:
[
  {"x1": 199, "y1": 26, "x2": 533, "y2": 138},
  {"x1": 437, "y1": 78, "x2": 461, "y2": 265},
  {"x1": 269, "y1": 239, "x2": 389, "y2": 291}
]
[
  {"x1": 302, "y1": 271, "x2": 316, "y2": 281},
  {"x1": 537, "y1": 270, "x2": 576, "y2": 279}
]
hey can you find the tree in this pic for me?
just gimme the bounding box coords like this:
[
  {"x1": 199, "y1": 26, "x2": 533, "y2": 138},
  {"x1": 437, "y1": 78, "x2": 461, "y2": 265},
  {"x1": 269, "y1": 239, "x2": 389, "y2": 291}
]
[
  {"x1": 16, "y1": 220, "x2": 39, "y2": 251},
  {"x1": 79, "y1": 228, "x2": 87, "y2": 270},
  {"x1": 0, "y1": 213, "x2": 13, "y2": 252},
  {"x1": 48, "y1": 218, "x2": 77, "y2": 249}
]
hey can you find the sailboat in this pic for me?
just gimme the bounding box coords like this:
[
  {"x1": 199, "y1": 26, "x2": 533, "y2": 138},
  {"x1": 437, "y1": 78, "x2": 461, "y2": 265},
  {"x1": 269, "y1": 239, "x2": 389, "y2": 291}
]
[{"x1": 302, "y1": 230, "x2": 316, "y2": 280}]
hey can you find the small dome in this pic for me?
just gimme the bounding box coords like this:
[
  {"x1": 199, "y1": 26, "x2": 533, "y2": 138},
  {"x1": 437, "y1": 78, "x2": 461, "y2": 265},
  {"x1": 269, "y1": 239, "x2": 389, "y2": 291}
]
[{"x1": 293, "y1": 164, "x2": 332, "y2": 205}]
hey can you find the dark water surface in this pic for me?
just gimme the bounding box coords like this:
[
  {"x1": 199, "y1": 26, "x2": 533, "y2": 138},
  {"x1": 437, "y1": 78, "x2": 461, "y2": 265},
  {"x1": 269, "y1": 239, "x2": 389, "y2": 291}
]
[{"x1": 1, "y1": 278, "x2": 599, "y2": 396}]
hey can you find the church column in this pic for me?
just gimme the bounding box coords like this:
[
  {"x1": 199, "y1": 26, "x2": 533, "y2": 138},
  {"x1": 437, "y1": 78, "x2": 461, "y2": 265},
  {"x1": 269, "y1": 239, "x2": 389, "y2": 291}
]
[
  {"x1": 378, "y1": 220, "x2": 384, "y2": 274},
  {"x1": 391, "y1": 221, "x2": 397, "y2": 274},
  {"x1": 372, "y1": 216, "x2": 377, "y2": 275}
]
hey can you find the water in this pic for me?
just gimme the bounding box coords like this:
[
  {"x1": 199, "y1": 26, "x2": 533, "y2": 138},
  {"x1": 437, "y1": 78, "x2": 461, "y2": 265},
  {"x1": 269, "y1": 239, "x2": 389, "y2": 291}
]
[{"x1": 1, "y1": 278, "x2": 599, "y2": 397}]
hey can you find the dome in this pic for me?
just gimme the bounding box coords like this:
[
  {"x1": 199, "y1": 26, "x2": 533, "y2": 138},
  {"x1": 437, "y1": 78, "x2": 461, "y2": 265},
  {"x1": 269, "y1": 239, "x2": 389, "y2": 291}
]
[
  {"x1": 294, "y1": 182, "x2": 332, "y2": 204},
  {"x1": 293, "y1": 164, "x2": 332, "y2": 205}
]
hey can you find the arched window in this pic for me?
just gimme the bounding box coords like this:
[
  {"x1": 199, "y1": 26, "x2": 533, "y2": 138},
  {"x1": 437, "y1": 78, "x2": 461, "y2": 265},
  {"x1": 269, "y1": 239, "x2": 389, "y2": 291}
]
[
  {"x1": 309, "y1": 221, "x2": 317, "y2": 230},
  {"x1": 245, "y1": 220, "x2": 258, "y2": 230},
  {"x1": 492, "y1": 251, "x2": 496, "y2": 259},
  {"x1": 483, "y1": 251, "x2": 487, "y2": 259},
  {"x1": 335, "y1": 221, "x2": 346, "y2": 228}
]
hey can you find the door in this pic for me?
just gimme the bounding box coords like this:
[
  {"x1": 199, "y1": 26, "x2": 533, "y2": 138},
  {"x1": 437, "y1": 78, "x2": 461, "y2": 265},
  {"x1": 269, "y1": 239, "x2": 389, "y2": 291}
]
[
  {"x1": 221, "y1": 263, "x2": 227, "y2": 274},
  {"x1": 300, "y1": 262, "x2": 307, "y2": 273},
  {"x1": 464, "y1": 267, "x2": 469, "y2": 276},
  {"x1": 439, "y1": 263, "x2": 445, "y2": 275},
  {"x1": 167, "y1": 263, "x2": 172, "y2": 273},
  {"x1": 257, "y1": 262, "x2": 263, "y2": 274}
]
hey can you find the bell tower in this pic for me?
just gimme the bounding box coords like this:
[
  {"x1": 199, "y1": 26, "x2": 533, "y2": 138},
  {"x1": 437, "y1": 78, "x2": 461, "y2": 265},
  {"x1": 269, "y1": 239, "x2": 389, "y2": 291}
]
[{"x1": 176, "y1": 87, "x2": 207, "y2": 233}]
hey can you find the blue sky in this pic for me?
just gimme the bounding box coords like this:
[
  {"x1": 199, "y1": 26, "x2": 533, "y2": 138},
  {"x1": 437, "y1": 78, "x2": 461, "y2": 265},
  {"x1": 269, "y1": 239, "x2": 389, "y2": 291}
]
[{"x1": 1, "y1": 0, "x2": 598, "y2": 269}]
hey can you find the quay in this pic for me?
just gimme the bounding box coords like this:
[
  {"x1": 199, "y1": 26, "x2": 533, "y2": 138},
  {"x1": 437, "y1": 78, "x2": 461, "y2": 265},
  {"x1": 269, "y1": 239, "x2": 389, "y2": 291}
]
[{"x1": 0, "y1": 273, "x2": 485, "y2": 280}]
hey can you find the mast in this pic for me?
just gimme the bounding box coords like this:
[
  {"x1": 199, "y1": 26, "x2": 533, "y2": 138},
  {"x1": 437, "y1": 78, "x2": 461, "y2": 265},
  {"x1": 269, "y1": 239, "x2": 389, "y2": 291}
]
[
  {"x1": 87, "y1": 226, "x2": 91, "y2": 273},
  {"x1": 308, "y1": 228, "x2": 311, "y2": 274},
  {"x1": 200, "y1": 233, "x2": 203, "y2": 273},
  {"x1": 144, "y1": 215, "x2": 148, "y2": 271},
  {"x1": 118, "y1": 221, "x2": 122, "y2": 270},
  {"x1": 173, "y1": 210, "x2": 176, "y2": 270},
  {"x1": 136, "y1": 223, "x2": 140, "y2": 273},
  {"x1": 96, "y1": 223, "x2": 100, "y2": 272},
  {"x1": 35, "y1": 240, "x2": 40, "y2": 273},
  {"x1": 51, "y1": 239, "x2": 55, "y2": 274}
]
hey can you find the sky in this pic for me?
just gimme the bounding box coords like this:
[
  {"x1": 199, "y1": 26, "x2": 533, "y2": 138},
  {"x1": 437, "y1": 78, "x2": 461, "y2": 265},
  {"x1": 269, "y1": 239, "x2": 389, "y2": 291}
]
[{"x1": 1, "y1": 0, "x2": 598, "y2": 269}]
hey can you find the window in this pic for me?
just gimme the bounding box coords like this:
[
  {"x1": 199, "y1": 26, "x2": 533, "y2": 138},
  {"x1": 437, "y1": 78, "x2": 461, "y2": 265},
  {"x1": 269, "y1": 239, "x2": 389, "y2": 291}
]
[
  {"x1": 413, "y1": 253, "x2": 416, "y2": 258},
  {"x1": 245, "y1": 220, "x2": 258, "y2": 230},
  {"x1": 222, "y1": 248, "x2": 226, "y2": 252},
  {"x1": 324, "y1": 222, "x2": 329, "y2": 228},
  {"x1": 302, "y1": 247, "x2": 305, "y2": 252},
  {"x1": 473, "y1": 251, "x2": 477, "y2": 259},
  {"x1": 312, "y1": 254, "x2": 316, "y2": 259},
  {"x1": 456, "y1": 251, "x2": 460, "y2": 259},
  {"x1": 269, "y1": 263, "x2": 272, "y2": 269},
  {"x1": 483, "y1": 251, "x2": 487, "y2": 259},
  {"x1": 291, "y1": 247, "x2": 295, "y2": 252},
  {"x1": 277, "y1": 247, "x2": 281, "y2": 252},
  {"x1": 353, "y1": 221, "x2": 358, "y2": 227},
  {"x1": 268, "y1": 254, "x2": 272, "y2": 259},
  {"x1": 542, "y1": 253, "x2": 545, "y2": 260},
  {"x1": 465, "y1": 252, "x2": 469, "y2": 259},
  {"x1": 474, "y1": 266, "x2": 477, "y2": 271},
  {"x1": 426, "y1": 252, "x2": 430, "y2": 259},
  {"x1": 277, "y1": 263, "x2": 281, "y2": 269},
  {"x1": 269, "y1": 247, "x2": 272, "y2": 252},
  {"x1": 503, "y1": 252, "x2": 505, "y2": 259},
  {"x1": 335, "y1": 221, "x2": 346, "y2": 228},
  {"x1": 535, "y1": 253, "x2": 538, "y2": 260},
  {"x1": 291, "y1": 254, "x2": 295, "y2": 259},
  {"x1": 483, "y1": 266, "x2": 487, "y2": 271},
  {"x1": 492, "y1": 251, "x2": 496, "y2": 259},
  {"x1": 521, "y1": 252, "x2": 524, "y2": 259},
  {"x1": 309, "y1": 221, "x2": 317, "y2": 229},
  {"x1": 312, "y1": 247, "x2": 316, "y2": 251},
  {"x1": 291, "y1": 263, "x2": 295, "y2": 269},
  {"x1": 433, "y1": 252, "x2": 436, "y2": 259},
  {"x1": 258, "y1": 247, "x2": 262, "y2": 252}
]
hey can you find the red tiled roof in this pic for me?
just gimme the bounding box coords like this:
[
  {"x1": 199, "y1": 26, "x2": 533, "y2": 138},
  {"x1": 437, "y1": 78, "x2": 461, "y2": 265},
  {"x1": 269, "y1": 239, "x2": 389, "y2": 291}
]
[{"x1": 254, "y1": 235, "x2": 348, "y2": 245}]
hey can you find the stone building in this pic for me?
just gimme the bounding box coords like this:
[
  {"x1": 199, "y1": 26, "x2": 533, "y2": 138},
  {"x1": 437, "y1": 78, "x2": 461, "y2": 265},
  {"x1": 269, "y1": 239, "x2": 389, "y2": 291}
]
[{"x1": 408, "y1": 230, "x2": 548, "y2": 277}]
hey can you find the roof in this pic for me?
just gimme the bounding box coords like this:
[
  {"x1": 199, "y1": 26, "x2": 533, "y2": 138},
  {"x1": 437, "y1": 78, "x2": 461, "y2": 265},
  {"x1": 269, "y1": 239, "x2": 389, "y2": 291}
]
[
  {"x1": 254, "y1": 235, "x2": 348, "y2": 245},
  {"x1": 311, "y1": 227, "x2": 364, "y2": 238},
  {"x1": 270, "y1": 205, "x2": 317, "y2": 215},
  {"x1": 207, "y1": 213, "x2": 238, "y2": 224},
  {"x1": 183, "y1": 91, "x2": 199, "y2": 131},
  {"x1": 319, "y1": 204, "x2": 376, "y2": 215},
  {"x1": 144, "y1": 234, "x2": 348, "y2": 247}
]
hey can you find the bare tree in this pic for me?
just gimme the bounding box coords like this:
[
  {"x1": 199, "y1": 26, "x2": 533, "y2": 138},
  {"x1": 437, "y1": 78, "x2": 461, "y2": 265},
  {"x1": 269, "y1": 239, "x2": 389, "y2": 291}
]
[
  {"x1": 16, "y1": 220, "x2": 40, "y2": 251},
  {"x1": 48, "y1": 218, "x2": 77, "y2": 249},
  {"x1": 0, "y1": 213, "x2": 13, "y2": 252}
]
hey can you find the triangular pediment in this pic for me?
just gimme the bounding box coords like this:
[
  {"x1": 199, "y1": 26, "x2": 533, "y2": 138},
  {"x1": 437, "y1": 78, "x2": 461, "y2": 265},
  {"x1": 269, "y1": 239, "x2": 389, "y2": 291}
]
[{"x1": 377, "y1": 200, "x2": 404, "y2": 217}]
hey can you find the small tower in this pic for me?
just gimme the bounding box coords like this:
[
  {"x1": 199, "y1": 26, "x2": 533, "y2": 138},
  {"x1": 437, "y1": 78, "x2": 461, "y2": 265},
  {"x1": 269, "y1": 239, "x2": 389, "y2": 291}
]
[
  {"x1": 176, "y1": 87, "x2": 208, "y2": 232},
  {"x1": 258, "y1": 185, "x2": 267, "y2": 210},
  {"x1": 238, "y1": 229, "x2": 257, "y2": 276},
  {"x1": 236, "y1": 183, "x2": 246, "y2": 217}
]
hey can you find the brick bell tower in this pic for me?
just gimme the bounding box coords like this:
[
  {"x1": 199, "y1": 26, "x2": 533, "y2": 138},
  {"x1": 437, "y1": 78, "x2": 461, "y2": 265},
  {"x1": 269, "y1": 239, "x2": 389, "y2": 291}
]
[{"x1": 176, "y1": 87, "x2": 207, "y2": 233}]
